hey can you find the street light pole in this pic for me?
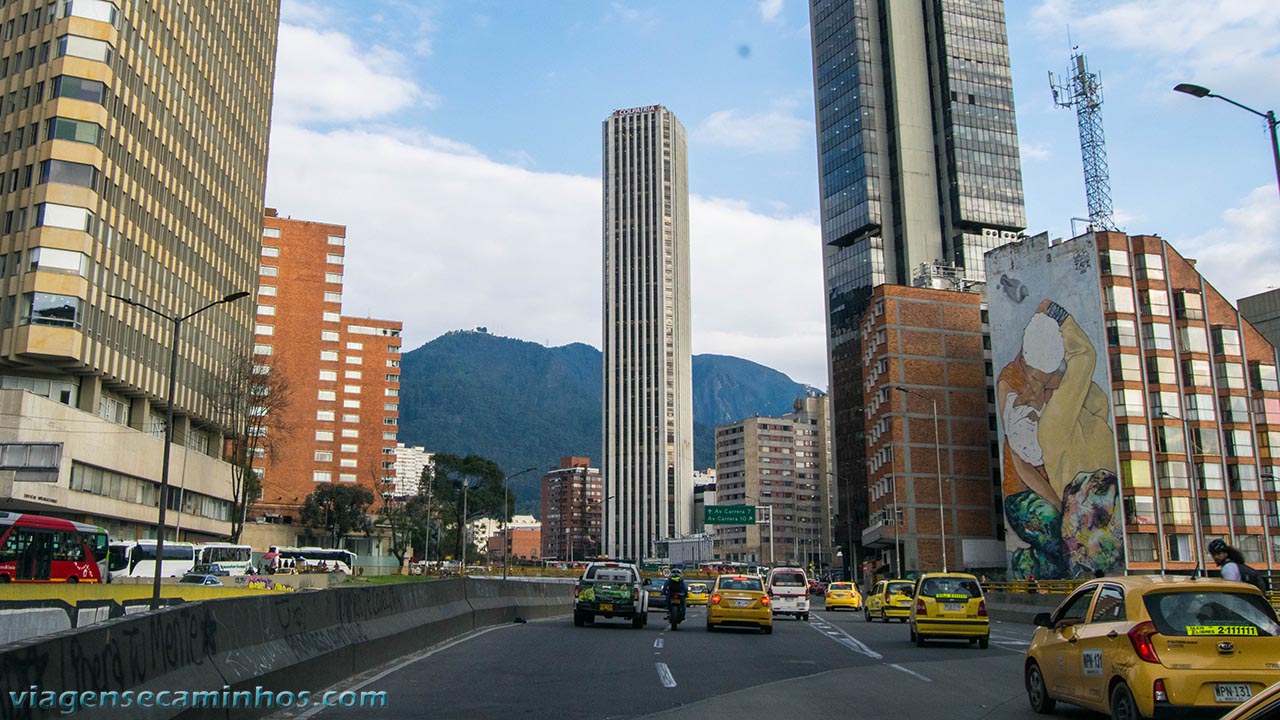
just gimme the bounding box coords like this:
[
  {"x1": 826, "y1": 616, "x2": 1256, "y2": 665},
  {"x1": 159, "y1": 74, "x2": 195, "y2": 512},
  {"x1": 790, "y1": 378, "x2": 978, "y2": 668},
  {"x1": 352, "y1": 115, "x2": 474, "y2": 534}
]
[
  {"x1": 501, "y1": 466, "x2": 537, "y2": 580},
  {"x1": 109, "y1": 290, "x2": 249, "y2": 612},
  {"x1": 896, "y1": 386, "x2": 946, "y2": 573},
  {"x1": 1174, "y1": 83, "x2": 1280, "y2": 201}
]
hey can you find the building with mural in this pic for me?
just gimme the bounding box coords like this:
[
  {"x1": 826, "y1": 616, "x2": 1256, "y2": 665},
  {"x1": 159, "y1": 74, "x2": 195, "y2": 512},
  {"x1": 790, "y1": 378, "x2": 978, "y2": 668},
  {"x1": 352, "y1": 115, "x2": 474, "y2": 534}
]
[{"x1": 986, "y1": 231, "x2": 1280, "y2": 578}]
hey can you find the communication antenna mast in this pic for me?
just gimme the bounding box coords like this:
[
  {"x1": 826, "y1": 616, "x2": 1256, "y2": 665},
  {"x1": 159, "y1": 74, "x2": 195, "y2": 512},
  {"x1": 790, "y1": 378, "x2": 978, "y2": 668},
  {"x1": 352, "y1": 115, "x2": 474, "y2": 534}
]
[{"x1": 1049, "y1": 49, "x2": 1117, "y2": 231}]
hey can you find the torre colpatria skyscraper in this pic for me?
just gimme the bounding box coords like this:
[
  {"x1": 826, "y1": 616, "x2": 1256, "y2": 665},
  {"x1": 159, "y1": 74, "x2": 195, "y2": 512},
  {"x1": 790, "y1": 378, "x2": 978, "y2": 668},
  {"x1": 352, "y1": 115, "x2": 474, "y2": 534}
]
[{"x1": 602, "y1": 105, "x2": 694, "y2": 560}]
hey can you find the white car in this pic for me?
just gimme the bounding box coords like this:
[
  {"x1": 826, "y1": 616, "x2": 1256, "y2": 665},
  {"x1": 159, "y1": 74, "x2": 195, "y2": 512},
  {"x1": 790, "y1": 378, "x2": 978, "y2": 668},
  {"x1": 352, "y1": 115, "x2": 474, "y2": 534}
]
[{"x1": 766, "y1": 567, "x2": 811, "y2": 621}]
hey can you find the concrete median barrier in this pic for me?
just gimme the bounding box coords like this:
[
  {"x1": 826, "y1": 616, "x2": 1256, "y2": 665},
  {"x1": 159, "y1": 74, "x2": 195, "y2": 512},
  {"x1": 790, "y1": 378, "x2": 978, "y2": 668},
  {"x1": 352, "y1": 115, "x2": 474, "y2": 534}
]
[
  {"x1": 985, "y1": 591, "x2": 1064, "y2": 625},
  {"x1": 0, "y1": 578, "x2": 571, "y2": 720}
]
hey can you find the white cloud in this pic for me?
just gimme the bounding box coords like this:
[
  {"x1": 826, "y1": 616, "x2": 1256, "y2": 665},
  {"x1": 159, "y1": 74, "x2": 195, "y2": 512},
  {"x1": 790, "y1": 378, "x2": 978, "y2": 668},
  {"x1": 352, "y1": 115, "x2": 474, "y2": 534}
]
[
  {"x1": 759, "y1": 0, "x2": 784, "y2": 22},
  {"x1": 265, "y1": 124, "x2": 829, "y2": 388},
  {"x1": 1174, "y1": 185, "x2": 1280, "y2": 302},
  {"x1": 1020, "y1": 142, "x2": 1051, "y2": 161},
  {"x1": 1031, "y1": 1, "x2": 1280, "y2": 98},
  {"x1": 272, "y1": 23, "x2": 428, "y2": 125},
  {"x1": 695, "y1": 107, "x2": 814, "y2": 154}
]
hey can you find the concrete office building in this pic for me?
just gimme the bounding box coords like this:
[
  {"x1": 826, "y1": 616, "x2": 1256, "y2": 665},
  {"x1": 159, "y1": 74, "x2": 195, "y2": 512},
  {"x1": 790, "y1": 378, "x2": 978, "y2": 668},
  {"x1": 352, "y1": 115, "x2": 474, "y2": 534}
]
[
  {"x1": 392, "y1": 442, "x2": 433, "y2": 498},
  {"x1": 987, "y1": 231, "x2": 1279, "y2": 577},
  {"x1": 809, "y1": 0, "x2": 1025, "y2": 573},
  {"x1": 247, "y1": 211, "x2": 401, "y2": 533},
  {"x1": 0, "y1": 1, "x2": 280, "y2": 541},
  {"x1": 714, "y1": 396, "x2": 834, "y2": 568},
  {"x1": 692, "y1": 468, "x2": 716, "y2": 533},
  {"x1": 1240, "y1": 289, "x2": 1280, "y2": 357},
  {"x1": 602, "y1": 105, "x2": 694, "y2": 559},
  {"x1": 860, "y1": 283, "x2": 1005, "y2": 577},
  {"x1": 540, "y1": 456, "x2": 602, "y2": 561}
]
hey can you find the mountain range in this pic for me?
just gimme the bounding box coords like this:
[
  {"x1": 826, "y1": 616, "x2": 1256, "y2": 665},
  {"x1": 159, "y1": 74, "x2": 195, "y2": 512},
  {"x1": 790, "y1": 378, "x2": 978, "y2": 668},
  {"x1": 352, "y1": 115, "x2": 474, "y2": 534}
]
[{"x1": 396, "y1": 329, "x2": 817, "y2": 513}]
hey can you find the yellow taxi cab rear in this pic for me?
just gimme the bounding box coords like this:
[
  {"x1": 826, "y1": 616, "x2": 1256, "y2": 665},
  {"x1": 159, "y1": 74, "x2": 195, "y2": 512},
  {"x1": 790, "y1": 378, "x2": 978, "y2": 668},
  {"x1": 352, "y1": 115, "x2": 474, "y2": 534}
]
[
  {"x1": 1024, "y1": 576, "x2": 1280, "y2": 720},
  {"x1": 866, "y1": 579, "x2": 915, "y2": 622},
  {"x1": 824, "y1": 582, "x2": 862, "y2": 610},
  {"x1": 908, "y1": 572, "x2": 989, "y2": 648},
  {"x1": 687, "y1": 582, "x2": 710, "y2": 606},
  {"x1": 706, "y1": 575, "x2": 773, "y2": 634}
]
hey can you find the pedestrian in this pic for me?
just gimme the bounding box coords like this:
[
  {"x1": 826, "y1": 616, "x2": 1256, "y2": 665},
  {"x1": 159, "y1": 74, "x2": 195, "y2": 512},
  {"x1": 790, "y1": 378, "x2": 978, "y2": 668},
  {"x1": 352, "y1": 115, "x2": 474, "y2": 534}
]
[
  {"x1": 1027, "y1": 572, "x2": 1040, "y2": 595},
  {"x1": 1208, "y1": 539, "x2": 1266, "y2": 591}
]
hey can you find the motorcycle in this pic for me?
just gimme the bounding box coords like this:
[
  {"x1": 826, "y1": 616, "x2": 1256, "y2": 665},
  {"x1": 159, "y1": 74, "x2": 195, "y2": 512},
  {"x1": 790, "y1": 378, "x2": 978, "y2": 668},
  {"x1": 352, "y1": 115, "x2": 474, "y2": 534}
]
[{"x1": 667, "y1": 593, "x2": 686, "y2": 630}]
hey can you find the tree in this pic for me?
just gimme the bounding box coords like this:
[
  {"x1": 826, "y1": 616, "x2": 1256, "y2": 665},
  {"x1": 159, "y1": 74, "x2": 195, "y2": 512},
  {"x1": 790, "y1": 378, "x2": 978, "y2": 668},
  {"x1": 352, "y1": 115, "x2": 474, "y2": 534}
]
[
  {"x1": 300, "y1": 484, "x2": 375, "y2": 548},
  {"x1": 422, "y1": 454, "x2": 514, "y2": 561},
  {"x1": 209, "y1": 352, "x2": 292, "y2": 542},
  {"x1": 379, "y1": 486, "x2": 434, "y2": 565}
]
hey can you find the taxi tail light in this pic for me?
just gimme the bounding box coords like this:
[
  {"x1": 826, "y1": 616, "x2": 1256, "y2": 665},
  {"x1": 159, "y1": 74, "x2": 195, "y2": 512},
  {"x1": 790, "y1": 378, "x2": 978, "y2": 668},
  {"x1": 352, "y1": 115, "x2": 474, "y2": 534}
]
[
  {"x1": 915, "y1": 598, "x2": 927, "y2": 615},
  {"x1": 710, "y1": 593, "x2": 722, "y2": 605},
  {"x1": 761, "y1": 595, "x2": 771, "y2": 606},
  {"x1": 574, "y1": 582, "x2": 580, "y2": 595},
  {"x1": 977, "y1": 599, "x2": 988, "y2": 617},
  {"x1": 1153, "y1": 679, "x2": 1168, "y2": 703},
  {"x1": 1128, "y1": 621, "x2": 1162, "y2": 664},
  {"x1": 632, "y1": 586, "x2": 639, "y2": 602}
]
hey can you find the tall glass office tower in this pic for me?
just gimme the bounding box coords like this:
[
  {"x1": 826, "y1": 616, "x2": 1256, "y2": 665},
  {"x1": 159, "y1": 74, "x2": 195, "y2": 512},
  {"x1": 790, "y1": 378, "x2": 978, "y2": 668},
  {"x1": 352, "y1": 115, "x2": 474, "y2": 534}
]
[
  {"x1": 810, "y1": 0, "x2": 1025, "y2": 574},
  {"x1": 602, "y1": 105, "x2": 694, "y2": 561}
]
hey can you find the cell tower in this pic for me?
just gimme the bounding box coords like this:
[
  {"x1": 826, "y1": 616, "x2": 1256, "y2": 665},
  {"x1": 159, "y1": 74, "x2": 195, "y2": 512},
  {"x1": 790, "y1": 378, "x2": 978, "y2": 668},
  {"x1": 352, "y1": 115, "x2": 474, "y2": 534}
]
[{"x1": 1050, "y1": 51, "x2": 1116, "y2": 231}]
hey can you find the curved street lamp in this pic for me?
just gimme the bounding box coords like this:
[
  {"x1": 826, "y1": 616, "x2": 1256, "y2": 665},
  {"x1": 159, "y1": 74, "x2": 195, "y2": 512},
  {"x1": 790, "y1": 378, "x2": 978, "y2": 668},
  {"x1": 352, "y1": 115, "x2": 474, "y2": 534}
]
[
  {"x1": 1173, "y1": 83, "x2": 1280, "y2": 201},
  {"x1": 501, "y1": 466, "x2": 537, "y2": 579},
  {"x1": 109, "y1": 290, "x2": 250, "y2": 611}
]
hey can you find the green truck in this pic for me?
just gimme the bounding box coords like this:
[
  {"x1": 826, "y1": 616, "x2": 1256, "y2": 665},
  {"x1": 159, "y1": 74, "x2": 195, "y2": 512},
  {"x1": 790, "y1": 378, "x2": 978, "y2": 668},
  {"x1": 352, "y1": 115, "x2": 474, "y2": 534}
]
[{"x1": 574, "y1": 561, "x2": 649, "y2": 628}]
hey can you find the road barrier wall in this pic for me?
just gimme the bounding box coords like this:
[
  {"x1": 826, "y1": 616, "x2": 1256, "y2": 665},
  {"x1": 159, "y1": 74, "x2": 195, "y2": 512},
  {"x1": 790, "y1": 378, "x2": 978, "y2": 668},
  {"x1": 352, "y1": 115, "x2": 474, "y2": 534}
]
[
  {"x1": 0, "y1": 579, "x2": 572, "y2": 720},
  {"x1": 984, "y1": 591, "x2": 1065, "y2": 625}
]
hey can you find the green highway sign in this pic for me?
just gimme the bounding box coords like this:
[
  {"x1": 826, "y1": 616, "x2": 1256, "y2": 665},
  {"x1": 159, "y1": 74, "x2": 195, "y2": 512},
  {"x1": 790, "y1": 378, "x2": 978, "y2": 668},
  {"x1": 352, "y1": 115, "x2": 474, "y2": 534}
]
[{"x1": 704, "y1": 505, "x2": 756, "y2": 525}]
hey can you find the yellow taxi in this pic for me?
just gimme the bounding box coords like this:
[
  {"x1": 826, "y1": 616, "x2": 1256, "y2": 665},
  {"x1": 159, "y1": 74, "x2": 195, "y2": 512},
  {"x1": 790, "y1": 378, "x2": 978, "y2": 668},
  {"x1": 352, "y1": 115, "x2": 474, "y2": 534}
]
[
  {"x1": 706, "y1": 574, "x2": 773, "y2": 634},
  {"x1": 865, "y1": 579, "x2": 915, "y2": 622},
  {"x1": 687, "y1": 582, "x2": 710, "y2": 606},
  {"x1": 823, "y1": 582, "x2": 863, "y2": 611},
  {"x1": 1024, "y1": 576, "x2": 1280, "y2": 720},
  {"x1": 1219, "y1": 680, "x2": 1280, "y2": 720},
  {"x1": 908, "y1": 572, "x2": 989, "y2": 648}
]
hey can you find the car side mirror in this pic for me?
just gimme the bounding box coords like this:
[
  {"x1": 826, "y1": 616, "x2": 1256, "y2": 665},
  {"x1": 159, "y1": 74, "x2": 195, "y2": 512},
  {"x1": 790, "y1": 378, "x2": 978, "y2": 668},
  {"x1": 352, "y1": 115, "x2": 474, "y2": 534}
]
[{"x1": 1033, "y1": 612, "x2": 1053, "y2": 628}]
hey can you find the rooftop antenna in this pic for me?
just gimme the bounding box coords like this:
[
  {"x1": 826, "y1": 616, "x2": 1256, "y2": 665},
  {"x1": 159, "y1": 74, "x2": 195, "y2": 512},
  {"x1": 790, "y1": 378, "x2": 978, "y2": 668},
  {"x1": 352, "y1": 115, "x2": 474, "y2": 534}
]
[{"x1": 1049, "y1": 41, "x2": 1118, "y2": 232}]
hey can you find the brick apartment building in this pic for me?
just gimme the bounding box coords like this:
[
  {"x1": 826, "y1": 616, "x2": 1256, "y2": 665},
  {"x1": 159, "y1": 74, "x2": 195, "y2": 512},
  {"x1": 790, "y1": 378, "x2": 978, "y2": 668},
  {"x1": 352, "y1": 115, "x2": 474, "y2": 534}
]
[
  {"x1": 540, "y1": 457, "x2": 602, "y2": 561},
  {"x1": 248, "y1": 210, "x2": 402, "y2": 532},
  {"x1": 860, "y1": 283, "x2": 1005, "y2": 578},
  {"x1": 488, "y1": 525, "x2": 542, "y2": 562},
  {"x1": 987, "y1": 231, "x2": 1280, "y2": 577}
]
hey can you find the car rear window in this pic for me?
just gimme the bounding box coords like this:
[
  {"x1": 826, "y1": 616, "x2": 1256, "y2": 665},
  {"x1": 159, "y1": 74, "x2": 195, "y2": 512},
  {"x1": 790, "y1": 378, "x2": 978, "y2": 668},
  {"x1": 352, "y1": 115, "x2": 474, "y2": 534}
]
[
  {"x1": 1143, "y1": 591, "x2": 1280, "y2": 638},
  {"x1": 771, "y1": 572, "x2": 806, "y2": 587},
  {"x1": 689, "y1": 583, "x2": 708, "y2": 592},
  {"x1": 886, "y1": 581, "x2": 914, "y2": 595},
  {"x1": 720, "y1": 577, "x2": 764, "y2": 591},
  {"x1": 830, "y1": 583, "x2": 852, "y2": 590},
  {"x1": 918, "y1": 577, "x2": 982, "y2": 599}
]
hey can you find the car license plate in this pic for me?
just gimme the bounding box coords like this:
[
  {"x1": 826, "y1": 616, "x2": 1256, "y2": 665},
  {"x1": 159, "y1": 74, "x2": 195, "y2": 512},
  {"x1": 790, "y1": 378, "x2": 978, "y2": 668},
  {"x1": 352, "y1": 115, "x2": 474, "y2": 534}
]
[
  {"x1": 733, "y1": 599, "x2": 749, "y2": 607},
  {"x1": 1214, "y1": 684, "x2": 1252, "y2": 703},
  {"x1": 599, "y1": 603, "x2": 613, "y2": 611},
  {"x1": 943, "y1": 602, "x2": 965, "y2": 612}
]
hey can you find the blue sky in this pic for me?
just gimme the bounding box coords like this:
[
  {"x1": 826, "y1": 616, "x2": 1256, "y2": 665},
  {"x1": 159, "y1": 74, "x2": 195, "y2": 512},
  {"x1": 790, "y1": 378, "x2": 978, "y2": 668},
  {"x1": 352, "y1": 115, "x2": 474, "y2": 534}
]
[{"x1": 265, "y1": 0, "x2": 1280, "y2": 389}]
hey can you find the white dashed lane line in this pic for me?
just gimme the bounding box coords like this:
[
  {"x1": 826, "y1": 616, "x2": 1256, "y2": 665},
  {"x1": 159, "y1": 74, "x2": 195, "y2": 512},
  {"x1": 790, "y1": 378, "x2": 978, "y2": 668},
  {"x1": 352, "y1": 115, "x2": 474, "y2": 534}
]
[{"x1": 656, "y1": 662, "x2": 677, "y2": 688}]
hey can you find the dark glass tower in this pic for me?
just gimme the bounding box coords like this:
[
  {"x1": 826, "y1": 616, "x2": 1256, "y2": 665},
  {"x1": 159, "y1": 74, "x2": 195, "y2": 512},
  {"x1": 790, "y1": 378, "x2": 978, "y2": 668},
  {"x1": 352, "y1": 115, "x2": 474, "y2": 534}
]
[{"x1": 809, "y1": 0, "x2": 1025, "y2": 577}]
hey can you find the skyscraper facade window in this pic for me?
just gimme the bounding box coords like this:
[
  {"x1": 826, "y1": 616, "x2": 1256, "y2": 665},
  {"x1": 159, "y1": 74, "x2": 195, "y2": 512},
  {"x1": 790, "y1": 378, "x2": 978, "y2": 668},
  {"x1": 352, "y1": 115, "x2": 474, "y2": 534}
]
[
  {"x1": 602, "y1": 105, "x2": 694, "y2": 560},
  {"x1": 0, "y1": 1, "x2": 280, "y2": 540}
]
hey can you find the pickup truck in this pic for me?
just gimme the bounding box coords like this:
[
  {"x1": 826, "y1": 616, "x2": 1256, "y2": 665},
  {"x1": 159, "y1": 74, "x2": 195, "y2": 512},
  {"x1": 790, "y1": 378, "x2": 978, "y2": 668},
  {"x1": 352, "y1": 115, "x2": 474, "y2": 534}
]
[{"x1": 574, "y1": 561, "x2": 649, "y2": 628}]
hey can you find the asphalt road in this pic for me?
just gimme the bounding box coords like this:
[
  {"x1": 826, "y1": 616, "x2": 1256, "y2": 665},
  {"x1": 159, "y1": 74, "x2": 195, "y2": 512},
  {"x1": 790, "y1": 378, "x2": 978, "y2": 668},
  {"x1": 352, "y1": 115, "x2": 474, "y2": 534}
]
[{"x1": 270, "y1": 604, "x2": 1101, "y2": 720}]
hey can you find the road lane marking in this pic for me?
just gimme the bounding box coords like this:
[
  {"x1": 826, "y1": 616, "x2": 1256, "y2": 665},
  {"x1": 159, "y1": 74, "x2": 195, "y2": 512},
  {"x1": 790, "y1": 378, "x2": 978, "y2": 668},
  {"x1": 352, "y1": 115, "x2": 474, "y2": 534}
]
[
  {"x1": 294, "y1": 623, "x2": 515, "y2": 718},
  {"x1": 654, "y1": 638, "x2": 664, "y2": 648},
  {"x1": 656, "y1": 662, "x2": 677, "y2": 688},
  {"x1": 889, "y1": 663, "x2": 933, "y2": 683},
  {"x1": 807, "y1": 612, "x2": 882, "y2": 659}
]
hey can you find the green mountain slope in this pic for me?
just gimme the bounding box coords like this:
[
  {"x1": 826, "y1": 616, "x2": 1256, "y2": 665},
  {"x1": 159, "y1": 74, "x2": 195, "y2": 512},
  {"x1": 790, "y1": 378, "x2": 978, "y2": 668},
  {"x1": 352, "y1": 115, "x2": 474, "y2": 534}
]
[{"x1": 397, "y1": 330, "x2": 815, "y2": 512}]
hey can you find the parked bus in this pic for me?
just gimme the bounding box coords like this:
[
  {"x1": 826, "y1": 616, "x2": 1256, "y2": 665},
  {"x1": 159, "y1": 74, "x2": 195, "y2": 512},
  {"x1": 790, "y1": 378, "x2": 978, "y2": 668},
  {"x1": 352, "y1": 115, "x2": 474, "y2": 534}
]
[
  {"x1": 268, "y1": 546, "x2": 356, "y2": 574},
  {"x1": 106, "y1": 540, "x2": 197, "y2": 579},
  {"x1": 0, "y1": 511, "x2": 109, "y2": 583},
  {"x1": 195, "y1": 543, "x2": 254, "y2": 575}
]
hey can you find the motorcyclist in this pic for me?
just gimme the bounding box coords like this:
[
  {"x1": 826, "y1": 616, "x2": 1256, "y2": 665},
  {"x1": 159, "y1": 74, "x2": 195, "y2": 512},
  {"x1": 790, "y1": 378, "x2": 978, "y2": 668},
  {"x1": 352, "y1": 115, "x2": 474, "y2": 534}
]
[{"x1": 665, "y1": 570, "x2": 687, "y2": 621}]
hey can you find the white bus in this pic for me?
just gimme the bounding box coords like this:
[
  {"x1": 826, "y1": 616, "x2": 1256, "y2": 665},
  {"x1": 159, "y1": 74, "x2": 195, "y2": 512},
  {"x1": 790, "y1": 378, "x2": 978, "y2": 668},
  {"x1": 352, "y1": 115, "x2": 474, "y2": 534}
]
[
  {"x1": 268, "y1": 546, "x2": 356, "y2": 574},
  {"x1": 195, "y1": 543, "x2": 254, "y2": 575},
  {"x1": 107, "y1": 540, "x2": 197, "y2": 579}
]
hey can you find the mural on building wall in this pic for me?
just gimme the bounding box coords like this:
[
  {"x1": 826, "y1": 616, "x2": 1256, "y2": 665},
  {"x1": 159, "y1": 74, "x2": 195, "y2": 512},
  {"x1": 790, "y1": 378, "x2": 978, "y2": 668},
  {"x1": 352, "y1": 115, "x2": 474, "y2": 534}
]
[{"x1": 986, "y1": 234, "x2": 1124, "y2": 579}]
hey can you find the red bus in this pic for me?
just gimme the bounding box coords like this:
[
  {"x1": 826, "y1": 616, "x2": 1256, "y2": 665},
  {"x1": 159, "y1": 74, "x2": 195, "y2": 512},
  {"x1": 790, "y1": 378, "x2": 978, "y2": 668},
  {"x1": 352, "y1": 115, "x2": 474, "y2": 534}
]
[{"x1": 0, "y1": 511, "x2": 110, "y2": 583}]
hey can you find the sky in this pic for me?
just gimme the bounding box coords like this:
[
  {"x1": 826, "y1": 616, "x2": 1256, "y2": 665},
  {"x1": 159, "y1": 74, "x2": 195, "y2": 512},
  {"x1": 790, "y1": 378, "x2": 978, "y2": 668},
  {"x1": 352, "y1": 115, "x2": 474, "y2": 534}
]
[{"x1": 263, "y1": 0, "x2": 1280, "y2": 390}]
